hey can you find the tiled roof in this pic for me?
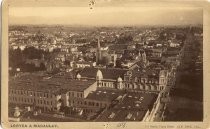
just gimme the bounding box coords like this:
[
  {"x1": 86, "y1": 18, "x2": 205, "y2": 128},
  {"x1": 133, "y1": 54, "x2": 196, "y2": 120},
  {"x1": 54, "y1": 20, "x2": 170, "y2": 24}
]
[
  {"x1": 86, "y1": 89, "x2": 124, "y2": 102},
  {"x1": 79, "y1": 67, "x2": 128, "y2": 80},
  {"x1": 9, "y1": 74, "x2": 95, "y2": 93},
  {"x1": 96, "y1": 109, "x2": 146, "y2": 121},
  {"x1": 96, "y1": 92, "x2": 158, "y2": 121}
]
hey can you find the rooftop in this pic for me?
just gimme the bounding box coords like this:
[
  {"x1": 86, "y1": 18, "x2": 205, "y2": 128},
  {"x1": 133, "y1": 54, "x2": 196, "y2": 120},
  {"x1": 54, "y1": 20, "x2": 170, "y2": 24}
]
[
  {"x1": 115, "y1": 92, "x2": 157, "y2": 111},
  {"x1": 96, "y1": 109, "x2": 146, "y2": 121},
  {"x1": 96, "y1": 92, "x2": 158, "y2": 121},
  {"x1": 86, "y1": 89, "x2": 124, "y2": 102},
  {"x1": 79, "y1": 67, "x2": 128, "y2": 80},
  {"x1": 9, "y1": 74, "x2": 96, "y2": 93}
]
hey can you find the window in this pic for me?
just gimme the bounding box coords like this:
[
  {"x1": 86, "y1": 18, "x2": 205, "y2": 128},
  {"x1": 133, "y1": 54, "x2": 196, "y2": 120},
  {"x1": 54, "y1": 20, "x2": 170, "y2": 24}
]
[
  {"x1": 96, "y1": 103, "x2": 99, "y2": 106},
  {"x1": 135, "y1": 77, "x2": 138, "y2": 82},
  {"x1": 125, "y1": 76, "x2": 129, "y2": 81},
  {"x1": 69, "y1": 92, "x2": 71, "y2": 96},
  {"x1": 77, "y1": 93, "x2": 79, "y2": 98},
  {"x1": 80, "y1": 93, "x2": 83, "y2": 98}
]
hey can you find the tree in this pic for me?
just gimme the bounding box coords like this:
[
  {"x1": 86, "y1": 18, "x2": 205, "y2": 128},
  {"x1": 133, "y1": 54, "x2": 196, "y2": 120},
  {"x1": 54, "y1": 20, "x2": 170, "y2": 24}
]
[
  {"x1": 64, "y1": 60, "x2": 70, "y2": 66},
  {"x1": 39, "y1": 63, "x2": 46, "y2": 71},
  {"x1": 115, "y1": 59, "x2": 123, "y2": 68}
]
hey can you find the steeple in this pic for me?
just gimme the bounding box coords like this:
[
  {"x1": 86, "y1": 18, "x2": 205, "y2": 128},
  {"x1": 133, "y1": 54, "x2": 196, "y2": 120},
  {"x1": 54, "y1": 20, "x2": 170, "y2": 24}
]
[
  {"x1": 142, "y1": 51, "x2": 147, "y2": 64},
  {"x1": 96, "y1": 36, "x2": 102, "y2": 65},
  {"x1": 97, "y1": 37, "x2": 101, "y2": 49}
]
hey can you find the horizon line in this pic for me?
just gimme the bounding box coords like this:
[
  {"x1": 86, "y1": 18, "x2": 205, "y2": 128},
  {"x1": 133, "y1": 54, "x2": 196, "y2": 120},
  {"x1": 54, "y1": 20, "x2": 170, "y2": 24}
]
[{"x1": 9, "y1": 24, "x2": 203, "y2": 27}]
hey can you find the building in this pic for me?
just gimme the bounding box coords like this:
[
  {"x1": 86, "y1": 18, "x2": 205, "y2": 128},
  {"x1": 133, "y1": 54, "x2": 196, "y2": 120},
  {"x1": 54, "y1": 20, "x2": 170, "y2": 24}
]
[
  {"x1": 79, "y1": 67, "x2": 128, "y2": 89},
  {"x1": 70, "y1": 61, "x2": 96, "y2": 68},
  {"x1": 78, "y1": 64, "x2": 168, "y2": 92},
  {"x1": 151, "y1": 48, "x2": 163, "y2": 58},
  {"x1": 96, "y1": 92, "x2": 158, "y2": 121},
  {"x1": 9, "y1": 74, "x2": 97, "y2": 113}
]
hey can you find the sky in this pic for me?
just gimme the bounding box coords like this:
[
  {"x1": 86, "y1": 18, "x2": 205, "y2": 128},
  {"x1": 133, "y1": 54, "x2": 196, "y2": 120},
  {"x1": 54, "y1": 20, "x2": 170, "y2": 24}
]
[{"x1": 8, "y1": 0, "x2": 203, "y2": 26}]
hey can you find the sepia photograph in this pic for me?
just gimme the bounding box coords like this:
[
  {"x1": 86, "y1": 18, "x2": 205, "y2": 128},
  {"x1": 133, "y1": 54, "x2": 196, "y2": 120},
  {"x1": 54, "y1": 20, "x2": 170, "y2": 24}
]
[{"x1": 1, "y1": 0, "x2": 210, "y2": 128}]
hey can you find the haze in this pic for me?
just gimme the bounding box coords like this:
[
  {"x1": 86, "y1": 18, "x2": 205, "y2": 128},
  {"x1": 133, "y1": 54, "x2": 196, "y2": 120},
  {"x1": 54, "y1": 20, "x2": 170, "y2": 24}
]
[{"x1": 9, "y1": 6, "x2": 203, "y2": 26}]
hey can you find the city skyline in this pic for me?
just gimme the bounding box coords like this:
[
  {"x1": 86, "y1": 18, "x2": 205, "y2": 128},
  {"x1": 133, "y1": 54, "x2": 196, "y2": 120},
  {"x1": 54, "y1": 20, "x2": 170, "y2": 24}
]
[
  {"x1": 9, "y1": 7, "x2": 203, "y2": 26},
  {"x1": 5, "y1": 0, "x2": 203, "y2": 123}
]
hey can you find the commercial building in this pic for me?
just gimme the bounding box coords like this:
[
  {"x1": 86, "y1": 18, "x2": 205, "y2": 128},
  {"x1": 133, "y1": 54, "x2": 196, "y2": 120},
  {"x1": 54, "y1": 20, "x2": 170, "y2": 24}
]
[
  {"x1": 78, "y1": 64, "x2": 168, "y2": 92},
  {"x1": 9, "y1": 74, "x2": 97, "y2": 113}
]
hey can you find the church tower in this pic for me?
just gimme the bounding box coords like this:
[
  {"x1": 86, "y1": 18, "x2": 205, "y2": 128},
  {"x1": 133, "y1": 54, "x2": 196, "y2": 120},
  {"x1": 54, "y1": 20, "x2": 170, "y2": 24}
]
[
  {"x1": 142, "y1": 51, "x2": 147, "y2": 64},
  {"x1": 96, "y1": 37, "x2": 102, "y2": 65}
]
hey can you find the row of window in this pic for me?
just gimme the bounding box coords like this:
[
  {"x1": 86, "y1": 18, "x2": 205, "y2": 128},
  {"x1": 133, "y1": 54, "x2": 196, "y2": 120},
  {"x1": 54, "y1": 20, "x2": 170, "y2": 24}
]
[
  {"x1": 68, "y1": 91, "x2": 83, "y2": 98},
  {"x1": 71, "y1": 100, "x2": 107, "y2": 107},
  {"x1": 9, "y1": 89, "x2": 53, "y2": 98},
  {"x1": 9, "y1": 96, "x2": 53, "y2": 105},
  {"x1": 159, "y1": 79, "x2": 166, "y2": 84},
  {"x1": 76, "y1": 64, "x2": 91, "y2": 68},
  {"x1": 124, "y1": 83, "x2": 159, "y2": 90},
  {"x1": 101, "y1": 82, "x2": 114, "y2": 88},
  {"x1": 159, "y1": 86, "x2": 164, "y2": 90},
  {"x1": 125, "y1": 76, "x2": 160, "y2": 84},
  {"x1": 135, "y1": 78, "x2": 159, "y2": 84}
]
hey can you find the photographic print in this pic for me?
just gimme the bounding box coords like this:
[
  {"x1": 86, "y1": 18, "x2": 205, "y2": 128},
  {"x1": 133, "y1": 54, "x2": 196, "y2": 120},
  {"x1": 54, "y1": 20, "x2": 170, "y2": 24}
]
[{"x1": 2, "y1": 0, "x2": 210, "y2": 129}]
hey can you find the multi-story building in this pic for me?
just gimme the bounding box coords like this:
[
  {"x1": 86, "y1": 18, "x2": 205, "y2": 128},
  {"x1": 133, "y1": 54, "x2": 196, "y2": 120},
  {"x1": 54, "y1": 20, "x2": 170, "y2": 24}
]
[
  {"x1": 9, "y1": 74, "x2": 97, "y2": 113},
  {"x1": 78, "y1": 64, "x2": 168, "y2": 92}
]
